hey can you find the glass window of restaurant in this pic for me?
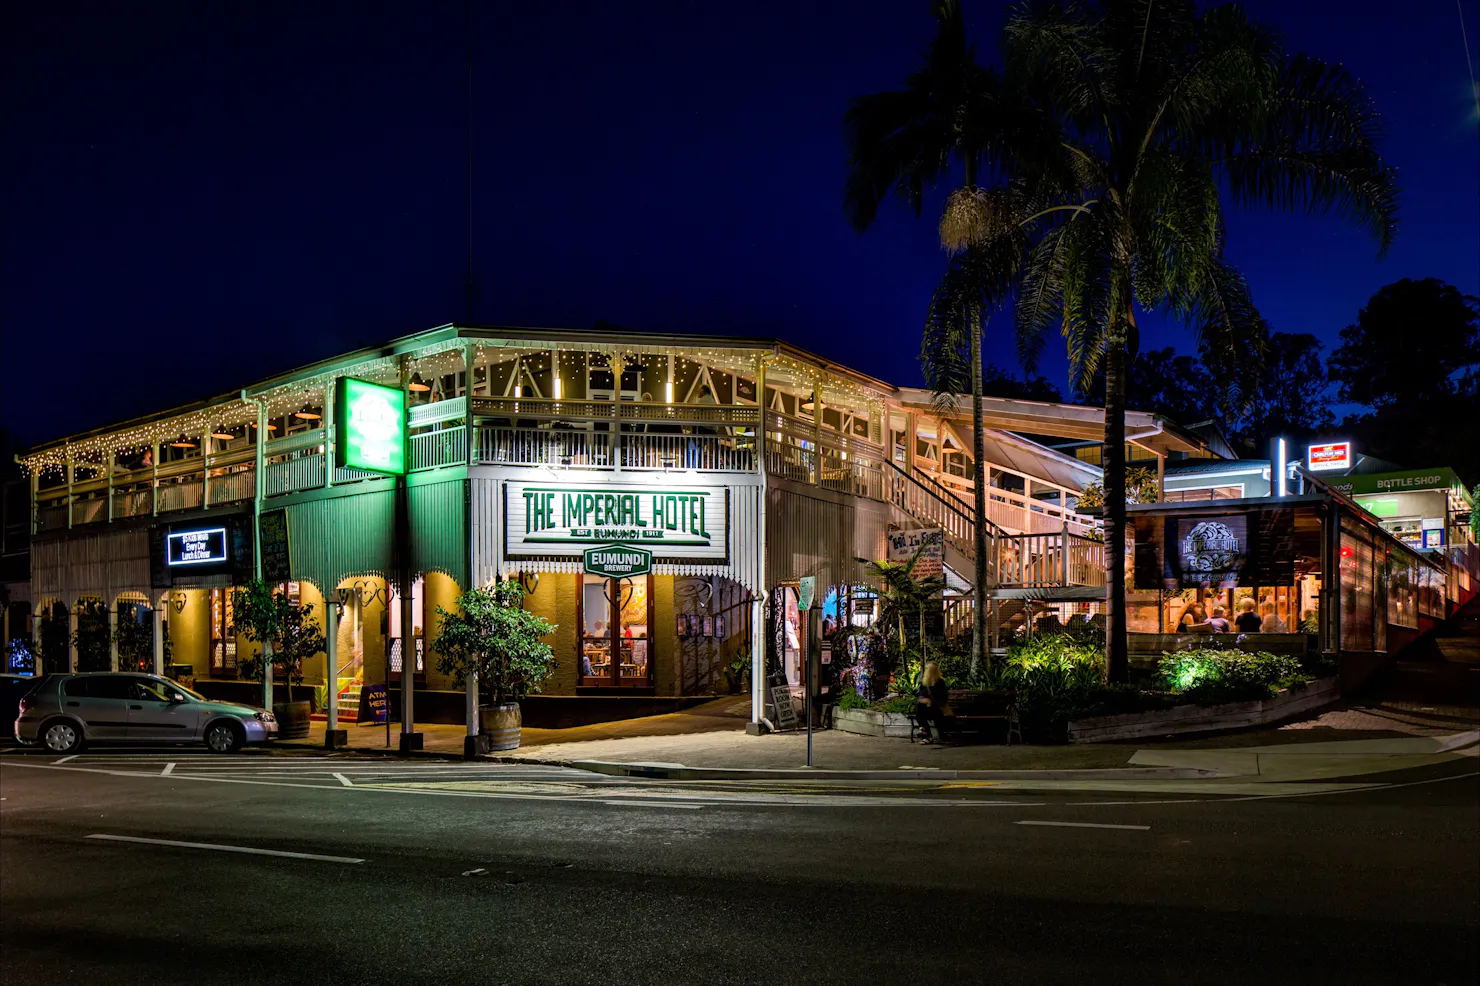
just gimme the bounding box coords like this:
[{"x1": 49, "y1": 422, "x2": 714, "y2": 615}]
[
  {"x1": 1340, "y1": 524, "x2": 1376, "y2": 652},
  {"x1": 580, "y1": 575, "x2": 652, "y2": 687}
]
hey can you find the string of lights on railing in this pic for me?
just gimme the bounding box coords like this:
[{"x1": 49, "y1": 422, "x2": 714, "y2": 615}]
[{"x1": 22, "y1": 339, "x2": 885, "y2": 476}]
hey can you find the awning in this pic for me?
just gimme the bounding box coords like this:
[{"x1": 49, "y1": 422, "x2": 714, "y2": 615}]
[{"x1": 895, "y1": 389, "x2": 1210, "y2": 458}]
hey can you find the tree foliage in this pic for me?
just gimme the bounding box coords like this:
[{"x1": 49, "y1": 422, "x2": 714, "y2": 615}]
[
  {"x1": 1329, "y1": 279, "x2": 1480, "y2": 483},
  {"x1": 431, "y1": 580, "x2": 558, "y2": 706},
  {"x1": 232, "y1": 579, "x2": 326, "y2": 703}
]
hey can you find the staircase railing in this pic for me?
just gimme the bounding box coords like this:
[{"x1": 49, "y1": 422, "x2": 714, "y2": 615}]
[{"x1": 884, "y1": 460, "x2": 982, "y2": 561}]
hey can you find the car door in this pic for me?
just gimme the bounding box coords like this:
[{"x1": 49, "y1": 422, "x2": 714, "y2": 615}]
[
  {"x1": 61, "y1": 675, "x2": 133, "y2": 739},
  {"x1": 125, "y1": 677, "x2": 202, "y2": 742}
]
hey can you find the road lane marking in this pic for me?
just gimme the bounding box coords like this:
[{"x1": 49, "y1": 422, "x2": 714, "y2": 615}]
[
  {"x1": 332, "y1": 772, "x2": 353, "y2": 787},
  {"x1": 55, "y1": 755, "x2": 79, "y2": 764},
  {"x1": 601, "y1": 801, "x2": 704, "y2": 809},
  {"x1": 161, "y1": 763, "x2": 174, "y2": 776},
  {"x1": 1015, "y1": 820, "x2": 1150, "y2": 831},
  {"x1": 86, "y1": 834, "x2": 365, "y2": 863}
]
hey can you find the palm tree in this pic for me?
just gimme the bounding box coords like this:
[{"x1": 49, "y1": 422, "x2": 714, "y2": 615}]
[
  {"x1": 1000, "y1": 0, "x2": 1398, "y2": 681},
  {"x1": 844, "y1": 0, "x2": 1048, "y2": 677}
]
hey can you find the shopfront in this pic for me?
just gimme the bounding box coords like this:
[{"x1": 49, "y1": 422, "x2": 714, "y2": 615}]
[
  {"x1": 1125, "y1": 492, "x2": 1445, "y2": 687},
  {"x1": 478, "y1": 473, "x2": 766, "y2": 700}
]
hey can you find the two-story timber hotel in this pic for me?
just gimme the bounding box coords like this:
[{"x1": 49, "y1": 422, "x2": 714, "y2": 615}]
[{"x1": 12, "y1": 324, "x2": 1474, "y2": 731}]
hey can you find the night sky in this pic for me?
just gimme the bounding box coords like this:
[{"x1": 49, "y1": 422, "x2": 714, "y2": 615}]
[{"x1": 3, "y1": 0, "x2": 1477, "y2": 449}]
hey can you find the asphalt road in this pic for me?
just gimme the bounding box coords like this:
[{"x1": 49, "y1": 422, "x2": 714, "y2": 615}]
[{"x1": 1, "y1": 749, "x2": 1476, "y2": 986}]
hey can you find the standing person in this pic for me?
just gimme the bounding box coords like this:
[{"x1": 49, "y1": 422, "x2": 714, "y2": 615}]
[
  {"x1": 1207, "y1": 606, "x2": 1231, "y2": 633},
  {"x1": 1234, "y1": 598, "x2": 1262, "y2": 634},
  {"x1": 1260, "y1": 603, "x2": 1289, "y2": 633},
  {"x1": 914, "y1": 661, "x2": 950, "y2": 744}
]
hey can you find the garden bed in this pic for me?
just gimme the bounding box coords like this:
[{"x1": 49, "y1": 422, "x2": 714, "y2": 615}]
[
  {"x1": 1067, "y1": 675, "x2": 1339, "y2": 743},
  {"x1": 833, "y1": 707, "x2": 916, "y2": 739}
]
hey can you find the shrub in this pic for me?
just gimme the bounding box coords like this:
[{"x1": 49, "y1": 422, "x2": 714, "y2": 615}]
[
  {"x1": 875, "y1": 695, "x2": 917, "y2": 716},
  {"x1": 837, "y1": 690, "x2": 869, "y2": 711},
  {"x1": 1157, "y1": 650, "x2": 1308, "y2": 706},
  {"x1": 980, "y1": 634, "x2": 1106, "y2": 742}
]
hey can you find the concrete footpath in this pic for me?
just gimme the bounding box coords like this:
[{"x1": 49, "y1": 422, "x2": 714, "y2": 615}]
[{"x1": 282, "y1": 694, "x2": 1480, "y2": 785}]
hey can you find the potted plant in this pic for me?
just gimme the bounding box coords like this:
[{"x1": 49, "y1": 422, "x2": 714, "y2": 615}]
[
  {"x1": 232, "y1": 579, "x2": 326, "y2": 739},
  {"x1": 431, "y1": 580, "x2": 557, "y2": 753}
]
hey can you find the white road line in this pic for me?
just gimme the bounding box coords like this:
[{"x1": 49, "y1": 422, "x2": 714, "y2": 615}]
[
  {"x1": 54, "y1": 755, "x2": 79, "y2": 764},
  {"x1": 161, "y1": 763, "x2": 175, "y2": 776},
  {"x1": 1015, "y1": 820, "x2": 1151, "y2": 831},
  {"x1": 332, "y1": 772, "x2": 353, "y2": 787},
  {"x1": 85, "y1": 834, "x2": 365, "y2": 863},
  {"x1": 601, "y1": 801, "x2": 704, "y2": 809}
]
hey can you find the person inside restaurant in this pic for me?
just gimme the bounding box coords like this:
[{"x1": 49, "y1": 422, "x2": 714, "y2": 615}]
[{"x1": 1234, "y1": 598, "x2": 1263, "y2": 633}]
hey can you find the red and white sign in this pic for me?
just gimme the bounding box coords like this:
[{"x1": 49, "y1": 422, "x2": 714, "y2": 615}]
[{"x1": 1307, "y1": 442, "x2": 1352, "y2": 472}]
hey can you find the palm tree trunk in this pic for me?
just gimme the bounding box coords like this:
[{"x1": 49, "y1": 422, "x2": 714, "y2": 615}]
[
  {"x1": 1103, "y1": 326, "x2": 1130, "y2": 683},
  {"x1": 970, "y1": 315, "x2": 987, "y2": 679}
]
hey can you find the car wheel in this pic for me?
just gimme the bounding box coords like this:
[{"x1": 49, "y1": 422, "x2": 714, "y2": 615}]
[
  {"x1": 40, "y1": 719, "x2": 84, "y2": 755},
  {"x1": 204, "y1": 720, "x2": 243, "y2": 754}
]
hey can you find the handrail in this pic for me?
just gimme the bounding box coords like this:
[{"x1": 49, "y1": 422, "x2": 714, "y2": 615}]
[
  {"x1": 264, "y1": 429, "x2": 326, "y2": 456},
  {"x1": 894, "y1": 462, "x2": 1011, "y2": 539}
]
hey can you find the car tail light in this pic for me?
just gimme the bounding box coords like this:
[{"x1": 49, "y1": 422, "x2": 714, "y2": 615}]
[{"x1": 17, "y1": 697, "x2": 29, "y2": 714}]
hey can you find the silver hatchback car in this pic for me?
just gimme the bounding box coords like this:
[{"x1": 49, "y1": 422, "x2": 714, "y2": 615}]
[{"x1": 14, "y1": 673, "x2": 278, "y2": 754}]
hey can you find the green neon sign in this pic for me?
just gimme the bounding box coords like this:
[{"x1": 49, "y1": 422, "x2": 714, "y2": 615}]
[{"x1": 335, "y1": 377, "x2": 406, "y2": 474}]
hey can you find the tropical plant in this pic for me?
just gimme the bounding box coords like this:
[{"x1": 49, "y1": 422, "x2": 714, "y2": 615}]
[
  {"x1": 232, "y1": 579, "x2": 326, "y2": 704},
  {"x1": 862, "y1": 548, "x2": 947, "y2": 689},
  {"x1": 431, "y1": 580, "x2": 558, "y2": 706},
  {"x1": 37, "y1": 603, "x2": 69, "y2": 674},
  {"x1": 997, "y1": 0, "x2": 1399, "y2": 681},
  {"x1": 1075, "y1": 467, "x2": 1159, "y2": 509},
  {"x1": 845, "y1": 0, "x2": 1050, "y2": 678},
  {"x1": 74, "y1": 600, "x2": 110, "y2": 673}
]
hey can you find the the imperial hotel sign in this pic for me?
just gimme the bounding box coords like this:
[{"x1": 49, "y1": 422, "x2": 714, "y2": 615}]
[{"x1": 505, "y1": 481, "x2": 729, "y2": 562}]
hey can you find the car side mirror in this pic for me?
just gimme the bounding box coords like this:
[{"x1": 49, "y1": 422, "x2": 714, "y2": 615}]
[{"x1": 170, "y1": 693, "x2": 188, "y2": 704}]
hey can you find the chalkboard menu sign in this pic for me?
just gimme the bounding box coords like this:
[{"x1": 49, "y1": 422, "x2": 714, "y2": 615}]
[{"x1": 259, "y1": 509, "x2": 292, "y2": 583}]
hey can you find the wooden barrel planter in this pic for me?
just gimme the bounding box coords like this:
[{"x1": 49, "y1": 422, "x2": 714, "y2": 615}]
[
  {"x1": 273, "y1": 700, "x2": 312, "y2": 739},
  {"x1": 478, "y1": 703, "x2": 522, "y2": 751}
]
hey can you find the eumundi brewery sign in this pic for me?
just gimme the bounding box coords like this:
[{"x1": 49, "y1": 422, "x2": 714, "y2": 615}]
[{"x1": 505, "y1": 481, "x2": 728, "y2": 562}]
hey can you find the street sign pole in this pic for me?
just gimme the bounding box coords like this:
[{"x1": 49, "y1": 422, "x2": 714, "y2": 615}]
[{"x1": 806, "y1": 599, "x2": 821, "y2": 768}]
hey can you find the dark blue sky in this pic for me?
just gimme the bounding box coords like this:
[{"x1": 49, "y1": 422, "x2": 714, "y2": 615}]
[{"x1": 3, "y1": 0, "x2": 1477, "y2": 448}]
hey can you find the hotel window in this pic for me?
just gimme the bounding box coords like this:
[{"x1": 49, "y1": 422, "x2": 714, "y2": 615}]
[
  {"x1": 1340, "y1": 527, "x2": 1376, "y2": 652},
  {"x1": 1163, "y1": 486, "x2": 1243, "y2": 502},
  {"x1": 209, "y1": 588, "x2": 236, "y2": 675},
  {"x1": 580, "y1": 574, "x2": 652, "y2": 687}
]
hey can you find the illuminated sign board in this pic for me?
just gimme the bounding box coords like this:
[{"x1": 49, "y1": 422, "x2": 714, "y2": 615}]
[
  {"x1": 167, "y1": 527, "x2": 228, "y2": 567},
  {"x1": 335, "y1": 377, "x2": 406, "y2": 474},
  {"x1": 1306, "y1": 442, "x2": 1352, "y2": 472},
  {"x1": 504, "y1": 481, "x2": 728, "y2": 562},
  {"x1": 583, "y1": 544, "x2": 653, "y2": 579}
]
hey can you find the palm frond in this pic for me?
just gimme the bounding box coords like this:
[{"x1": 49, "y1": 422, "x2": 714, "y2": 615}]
[{"x1": 1223, "y1": 53, "x2": 1400, "y2": 255}]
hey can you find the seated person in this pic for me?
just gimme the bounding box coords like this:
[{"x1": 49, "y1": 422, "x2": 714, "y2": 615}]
[
  {"x1": 581, "y1": 653, "x2": 595, "y2": 676},
  {"x1": 1234, "y1": 598, "x2": 1263, "y2": 634},
  {"x1": 1207, "y1": 606, "x2": 1231, "y2": 633},
  {"x1": 1176, "y1": 604, "x2": 1208, "y2": 631},
  {"x1": 1260, "y1": 604, "x2": 1289, "y2": 633},
  {"x1": 914, "y1": 661, "x2": 950, "y2": 744}
]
